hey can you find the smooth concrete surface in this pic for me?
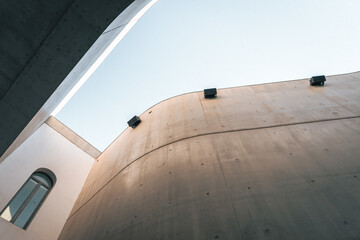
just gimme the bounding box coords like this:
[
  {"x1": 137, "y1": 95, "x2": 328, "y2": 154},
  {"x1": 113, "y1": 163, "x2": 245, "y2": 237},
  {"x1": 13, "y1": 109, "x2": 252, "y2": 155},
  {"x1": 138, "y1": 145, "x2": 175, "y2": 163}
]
[
  {"x1": 0, "y1": 0, "x2": 154, "y2": 163},
  {"x1": 68, "y1": 71, "x2": 360, "y2": 215},
  {"x1": 45, "y1": 116, "x2": 101, "y2": 158},
  {"x1": 59, "y1": 72, "x2": 360, "y2": 239},
  {"x1": 0, "y1": 124, "x2": 94, "y2": 240}
]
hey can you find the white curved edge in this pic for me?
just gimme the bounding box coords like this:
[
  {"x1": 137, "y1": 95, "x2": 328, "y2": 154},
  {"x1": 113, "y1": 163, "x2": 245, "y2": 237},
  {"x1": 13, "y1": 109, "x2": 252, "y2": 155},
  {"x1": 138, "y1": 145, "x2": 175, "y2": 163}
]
[{"x1": 51, "y1": 0, "x2": 159, "y2": 116}]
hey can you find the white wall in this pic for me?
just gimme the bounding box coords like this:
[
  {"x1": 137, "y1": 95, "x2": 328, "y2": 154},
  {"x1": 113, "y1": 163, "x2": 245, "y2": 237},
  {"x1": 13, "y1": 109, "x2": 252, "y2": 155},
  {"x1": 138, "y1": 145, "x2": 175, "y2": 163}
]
[{"x1": 0, "y1": 124, "x2": 94, "y2": 240}]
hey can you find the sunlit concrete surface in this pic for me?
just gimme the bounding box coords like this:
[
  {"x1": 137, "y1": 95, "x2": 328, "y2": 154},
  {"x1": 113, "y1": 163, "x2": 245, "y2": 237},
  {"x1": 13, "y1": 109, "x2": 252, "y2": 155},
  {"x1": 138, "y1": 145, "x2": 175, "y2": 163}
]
[
  {"x1": 0, "y1": 0, "x2": 155, "y2": 163},
  {"x1": 59, "y1": 72, "x2": 360, "y2": 240}
]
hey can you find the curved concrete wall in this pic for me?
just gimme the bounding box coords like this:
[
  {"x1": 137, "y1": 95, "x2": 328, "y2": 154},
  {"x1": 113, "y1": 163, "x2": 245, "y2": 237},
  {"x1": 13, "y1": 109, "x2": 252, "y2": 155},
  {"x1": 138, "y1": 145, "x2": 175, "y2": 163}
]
[{"x1": 60, "y1": 72, "x2": 360, "y2": 239}]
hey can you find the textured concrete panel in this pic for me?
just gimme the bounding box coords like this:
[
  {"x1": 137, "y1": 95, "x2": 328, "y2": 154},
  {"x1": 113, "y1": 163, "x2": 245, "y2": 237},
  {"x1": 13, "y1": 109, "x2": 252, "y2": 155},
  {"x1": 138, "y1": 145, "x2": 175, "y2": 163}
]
[
  {"x1": 211, "y1": 119, "x2": 360, "y2": 240},
  {"x1": 59, "y1": 73, "x2": 360, "y2": 239},
  {"x1": 70, "y1": 72, "x2": 360, "y2": 214},
  {"x1": 0, "y1": 101, "x2": 28, "y2": 151},
  {"x1": 0, "y1": 0, "x2": 74, "y2": 99},
  {"x1": 60, "y1": 136, "x2": 241, "y2": 239},
  {"x1": 60, "y1": 119, "x2": 360, "y2": 240}
]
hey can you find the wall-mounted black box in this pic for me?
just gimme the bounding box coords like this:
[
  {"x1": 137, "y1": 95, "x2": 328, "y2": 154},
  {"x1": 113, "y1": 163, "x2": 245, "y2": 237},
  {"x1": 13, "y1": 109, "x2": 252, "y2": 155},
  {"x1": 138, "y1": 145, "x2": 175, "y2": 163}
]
[
  {"x1": 204, "y1": 88, "x2": 217, "y2": 98},
  {"x1": 127, "y1": 115, "x2": 141, "y2": 128},
  {"x1": 310, "y1": 75, "x2": 326, "y2": 86}
]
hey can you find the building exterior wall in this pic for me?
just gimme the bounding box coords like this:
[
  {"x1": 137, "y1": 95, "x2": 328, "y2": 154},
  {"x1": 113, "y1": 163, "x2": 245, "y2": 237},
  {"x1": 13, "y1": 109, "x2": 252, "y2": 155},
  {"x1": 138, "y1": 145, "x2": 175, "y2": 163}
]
[
  {"x1": 59, "y1": 72, "x2": 360, "y2": 239},
  {"x1": 0, "y1": 124, "x2": 94, "y2": 240}
]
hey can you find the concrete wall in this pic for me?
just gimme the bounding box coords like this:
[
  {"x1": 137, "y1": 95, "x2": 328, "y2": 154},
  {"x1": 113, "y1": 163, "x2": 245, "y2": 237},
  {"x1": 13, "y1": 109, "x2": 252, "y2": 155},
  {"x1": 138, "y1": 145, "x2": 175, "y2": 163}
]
[
  {"x1": 0, "y1": 123, "x2": 94, "y2": 240},
  {"x1": 59, "y1": 72, "x2": 360, "y2": 239}
]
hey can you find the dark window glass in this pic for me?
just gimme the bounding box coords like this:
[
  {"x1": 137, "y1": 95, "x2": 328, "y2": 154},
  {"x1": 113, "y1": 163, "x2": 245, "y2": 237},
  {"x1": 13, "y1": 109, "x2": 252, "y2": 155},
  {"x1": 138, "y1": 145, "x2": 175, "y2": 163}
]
[{"x1": 0, "y1": 172, "x2": 54, "y2": 229}]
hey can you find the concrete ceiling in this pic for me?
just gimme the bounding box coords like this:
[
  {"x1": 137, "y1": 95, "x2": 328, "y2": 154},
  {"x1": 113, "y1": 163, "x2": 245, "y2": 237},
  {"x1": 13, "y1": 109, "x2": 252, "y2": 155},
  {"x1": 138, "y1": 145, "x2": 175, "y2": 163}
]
[{"x1": 0, "y1": 0, "x2": 153, "y2": 162}]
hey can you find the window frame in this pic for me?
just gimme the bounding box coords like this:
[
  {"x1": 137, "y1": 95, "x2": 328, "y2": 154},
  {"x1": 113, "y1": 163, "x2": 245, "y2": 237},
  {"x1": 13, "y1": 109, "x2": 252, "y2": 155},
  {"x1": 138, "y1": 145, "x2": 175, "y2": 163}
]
[{"x1": 0, "y1": 171, "x2": 55, "y2": 229}]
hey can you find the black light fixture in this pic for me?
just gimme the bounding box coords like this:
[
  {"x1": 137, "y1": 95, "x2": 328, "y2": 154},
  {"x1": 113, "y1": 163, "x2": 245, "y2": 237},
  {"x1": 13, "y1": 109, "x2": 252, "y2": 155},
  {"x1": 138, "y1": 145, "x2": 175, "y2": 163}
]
[
  {"x1": 309, "y1": 75, "x2": 326, "y2": 86},
  {"x1": 127, "y1": 115, "x2": 141, "y2": 128},
  {"x1": 204, "y1": 88, "x2": 217, "y2": 98}
]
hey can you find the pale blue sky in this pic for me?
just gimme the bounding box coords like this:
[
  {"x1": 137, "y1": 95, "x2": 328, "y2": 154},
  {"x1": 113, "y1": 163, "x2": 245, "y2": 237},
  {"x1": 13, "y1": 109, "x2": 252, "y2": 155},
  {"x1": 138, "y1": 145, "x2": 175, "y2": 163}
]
[{"x1": 57, "y1": 0, "x2": 360, "y2": 151}]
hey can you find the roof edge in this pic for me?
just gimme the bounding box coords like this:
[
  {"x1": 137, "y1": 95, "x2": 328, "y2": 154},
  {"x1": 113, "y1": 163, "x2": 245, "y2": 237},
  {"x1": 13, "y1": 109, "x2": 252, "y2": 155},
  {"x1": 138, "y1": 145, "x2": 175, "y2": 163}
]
[{"x1": 45, "y1": 116, "x2": 101, "y2": 159}]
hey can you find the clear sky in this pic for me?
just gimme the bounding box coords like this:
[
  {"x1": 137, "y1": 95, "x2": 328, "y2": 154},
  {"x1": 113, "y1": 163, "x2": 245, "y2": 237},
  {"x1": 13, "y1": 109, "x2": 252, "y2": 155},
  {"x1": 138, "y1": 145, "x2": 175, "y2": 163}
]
[{"x1": 56, "y1": 0, "x2": 360, "y2": 151}]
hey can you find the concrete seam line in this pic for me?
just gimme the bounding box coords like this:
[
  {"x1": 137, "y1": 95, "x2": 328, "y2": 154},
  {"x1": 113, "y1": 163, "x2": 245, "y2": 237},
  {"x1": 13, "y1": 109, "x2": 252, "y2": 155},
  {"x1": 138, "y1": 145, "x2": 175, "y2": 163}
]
[
  {"x1": 209, "y1": 133, "x2": 242, "y2": 235},
  {"x1": 67, "y1": 115, "x2": 360, "y2": 219},
  {"x1": 101, "y1": 23, "x2": 127, "y2": 35}
]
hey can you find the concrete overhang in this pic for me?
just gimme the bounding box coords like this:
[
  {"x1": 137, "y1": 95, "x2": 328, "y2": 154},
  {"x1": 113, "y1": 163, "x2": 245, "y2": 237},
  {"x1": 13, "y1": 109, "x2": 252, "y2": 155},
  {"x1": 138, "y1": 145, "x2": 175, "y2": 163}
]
[{"x1": 0, "y1": 0, "x2": 157, "y2": 162}]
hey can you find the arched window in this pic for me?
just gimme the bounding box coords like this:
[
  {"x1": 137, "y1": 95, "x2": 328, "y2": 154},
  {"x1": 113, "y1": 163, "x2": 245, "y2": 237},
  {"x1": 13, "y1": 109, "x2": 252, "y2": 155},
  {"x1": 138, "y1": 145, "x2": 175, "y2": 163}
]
[{"x1": 0, "y1": 170, "x2": 55, "y2": 229}]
